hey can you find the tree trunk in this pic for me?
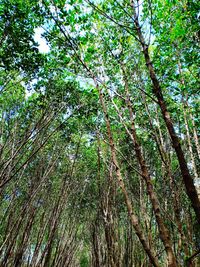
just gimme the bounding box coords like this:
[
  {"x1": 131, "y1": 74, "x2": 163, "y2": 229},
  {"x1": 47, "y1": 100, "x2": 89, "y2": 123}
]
[
  {"x1": 96, "y1": 79, "x2": 160, "y2": 267},
  {"x1": 131, "y1": 0, "x2": 200, "y2": 224}
]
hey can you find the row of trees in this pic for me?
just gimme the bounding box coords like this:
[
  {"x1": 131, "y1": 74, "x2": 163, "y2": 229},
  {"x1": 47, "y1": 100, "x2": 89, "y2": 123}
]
[{"x1": 0, "y1": 0, "x2": 200, "y2": 266}]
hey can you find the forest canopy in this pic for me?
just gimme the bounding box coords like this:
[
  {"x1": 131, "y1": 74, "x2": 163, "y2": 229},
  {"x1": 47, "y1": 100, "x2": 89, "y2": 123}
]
[{"x1": 0, "y1": 0, "x2": 200, "y2": 266}]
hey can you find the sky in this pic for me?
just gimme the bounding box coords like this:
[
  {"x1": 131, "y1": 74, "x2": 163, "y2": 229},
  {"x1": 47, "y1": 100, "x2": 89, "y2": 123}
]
[
  {"x1": 34, "y1": 27, "x2": 50, "y2": 53},
  {"x1": 24, "y1": 28, "x2": 49, "y2": 98}
]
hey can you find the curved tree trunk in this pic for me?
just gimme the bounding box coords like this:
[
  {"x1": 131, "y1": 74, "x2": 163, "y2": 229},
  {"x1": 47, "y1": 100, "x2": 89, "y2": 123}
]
[
  {"x1": 95, "y1": 79, "x2": 160, "y2": 267},
  {"x1": 131, "y1": 0, "x2": 200, "y2": 224}
]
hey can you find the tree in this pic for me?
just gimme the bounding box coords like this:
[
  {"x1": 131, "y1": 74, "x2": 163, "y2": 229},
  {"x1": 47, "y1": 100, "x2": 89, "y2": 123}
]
[{"x1": 0, "y1": 0, "x2": 200, "y2": 266}]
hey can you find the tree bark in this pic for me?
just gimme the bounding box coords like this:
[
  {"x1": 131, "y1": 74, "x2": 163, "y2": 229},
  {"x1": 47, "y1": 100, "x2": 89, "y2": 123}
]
[
  {"x1": 119, "y1": 65, "x2": 177, "y2": 267},
  {"x1": 131, "y1": 0, "x2": 200, "y2": 224},
  {"x1": 96, "y1": 80, "x2": 160, "y2": 267}
]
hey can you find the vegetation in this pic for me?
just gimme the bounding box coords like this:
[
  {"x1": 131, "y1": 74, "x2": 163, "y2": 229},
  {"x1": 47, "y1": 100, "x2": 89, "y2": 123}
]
[{"x1": 0, "y1": 0, "x2": 200, "y2": 266}]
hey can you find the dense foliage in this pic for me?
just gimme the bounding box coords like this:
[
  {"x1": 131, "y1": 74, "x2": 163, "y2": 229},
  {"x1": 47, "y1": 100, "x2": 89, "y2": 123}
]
[{"x1": 0, "y1": 0, "x2": 200, "y2": 266}]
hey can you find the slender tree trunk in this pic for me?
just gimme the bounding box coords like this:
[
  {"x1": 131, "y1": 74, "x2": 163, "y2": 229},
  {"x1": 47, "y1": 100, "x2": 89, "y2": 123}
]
[
  {"x1": 130, "y1": 0, "x2": 200, "y2": 223},
  {"x1": 143, "y1": 97, "x2": 190, "y2": 259},
  {"x1": 13, "y1": 207, "x2": 36, "y2": 267},
  {"x1": 95, "y1": 80, "x2": 160, "y2": 267},
  {"x1": 189, "y1": 111, "x2": 200, "y2": 161},
  {"x1": 177, "y1": 61, "x2": 199, "y2": 182},
  {"x1": 92, "y1": 221, "x2": 101, "y2": 267},
  {"x1": 101, "y1": 165, "x2": 120, "y2": 267},
  {"x1": 119, "y1": 65, "x2": 177, "y2": 267}
]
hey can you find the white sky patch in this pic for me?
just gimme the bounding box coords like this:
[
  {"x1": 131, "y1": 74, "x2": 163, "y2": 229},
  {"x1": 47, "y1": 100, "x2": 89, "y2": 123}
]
[
  {"x1": 79, "y1": 30, "x2": 86, "y2": 37},
  {"x1": 25, "y1": 89, "x2": 33, "y2": 99},
  {"x1": 75, "y1": 24, "x2": 80, "y2": 31},
  {"x1": 20, "y1": 81, "x2": 32, "y2": 99},
  {"x1": 34, "y1": 27, "x2": 50, "y2": 53},
  {"x1": 65, "y1": 3, "x2": 73, "y2": 12},
  {"x1": 90, "y1": 28, "x2": 96, "y2": 35},
  {"x1": 21, "y1": 79, "x2": 38, "y2": 99},
  {"x1": 63, "y1": 107, "x2": 72, "y2": 120}
]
